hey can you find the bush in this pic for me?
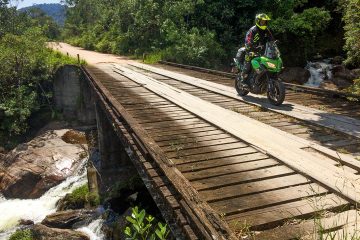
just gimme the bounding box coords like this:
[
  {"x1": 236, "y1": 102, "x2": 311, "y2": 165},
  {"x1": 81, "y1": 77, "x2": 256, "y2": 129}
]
[
  {"x1": 162, "y1": 26, "x2": 225, "y2": 68},
  {"x1": 271, "y1": 7, "x2": 331, "y2": 66},
  {"x1": 346, "y1": 78, "x2": 360, "y2": 97},
  {"x1": 124, "y1": 206, "x2": 169, "y2": 240}
]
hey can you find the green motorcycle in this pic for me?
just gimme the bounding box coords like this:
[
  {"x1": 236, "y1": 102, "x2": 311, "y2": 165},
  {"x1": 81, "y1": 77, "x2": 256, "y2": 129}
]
[{"x1": 234, "y1": 41, "x2": 285, "y2": 106}]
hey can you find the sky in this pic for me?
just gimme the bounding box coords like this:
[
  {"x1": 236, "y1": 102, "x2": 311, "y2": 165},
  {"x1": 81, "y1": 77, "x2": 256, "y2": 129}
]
[{"x1": 10, "y1": 0, "x2": 62, "y2": 9}]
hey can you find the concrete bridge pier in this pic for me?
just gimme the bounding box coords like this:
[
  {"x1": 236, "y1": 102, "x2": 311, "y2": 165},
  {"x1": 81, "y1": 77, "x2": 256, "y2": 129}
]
[
  {"x1": 54, "y1": 65, "x2": 137, "y2": 194},
  {"x1": 95, "y1": 102, "x2": 137, "y2": 192}
]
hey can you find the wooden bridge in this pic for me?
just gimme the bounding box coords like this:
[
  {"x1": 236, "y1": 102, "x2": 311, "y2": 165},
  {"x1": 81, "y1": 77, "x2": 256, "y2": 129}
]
[{"x1": 53, "y1": 43, "x2": 360, "y2": 239}]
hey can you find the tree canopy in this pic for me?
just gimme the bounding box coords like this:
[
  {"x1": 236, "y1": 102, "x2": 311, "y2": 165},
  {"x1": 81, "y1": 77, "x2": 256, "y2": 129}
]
[{"x1": 61, "y1": 0, "x2": 357, "y2": 67}]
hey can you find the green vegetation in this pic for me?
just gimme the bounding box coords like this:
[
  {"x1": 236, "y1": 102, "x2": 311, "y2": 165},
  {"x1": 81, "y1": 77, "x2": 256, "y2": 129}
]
[
  {"x1": 0, "y1": 0, "x2": 81, "y2": 149},
  {"x1": 57, "y1": 184, "x2": 100, "y2": 210},
  {"x1": 61, "y1": 0, "x2": 355, "y2": 68},
  {"x1": 9, "y1": 229, "x2": 34, "y2": 240},
  {"x1": 341, "y1": 0, "x2": 360, "y2": 67},
  {"x1": 124, "y1": 206, "x2": 170, "y2": 240}
]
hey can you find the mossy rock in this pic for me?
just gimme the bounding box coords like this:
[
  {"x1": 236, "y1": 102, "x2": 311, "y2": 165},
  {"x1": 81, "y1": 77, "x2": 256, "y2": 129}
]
[
  {"x1": 9, "y1": 229, "x2": 34, "y2": 240},
  {"x1": 57, "y1": 184, "x2": 99, "y2": 211}
]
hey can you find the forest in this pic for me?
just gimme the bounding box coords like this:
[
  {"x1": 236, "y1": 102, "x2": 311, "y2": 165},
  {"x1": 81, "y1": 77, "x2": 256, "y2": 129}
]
[
  {"x1": 62, "y1": 0, "x2": 360, "y2": 69},
  {"x1": 0, "y1": 0, "x2": 359, "y2": 146},
  {"x1": 0, "y1": 0, "x2": 79, "y2": 147}
]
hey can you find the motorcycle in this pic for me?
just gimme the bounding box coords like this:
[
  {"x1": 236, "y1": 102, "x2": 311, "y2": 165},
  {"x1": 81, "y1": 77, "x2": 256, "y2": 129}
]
[{"x1": 233, "y1": 40, "x2": 285, "y2": 106}]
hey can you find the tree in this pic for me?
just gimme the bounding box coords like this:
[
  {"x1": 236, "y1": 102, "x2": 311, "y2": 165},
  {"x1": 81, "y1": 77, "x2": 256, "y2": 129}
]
[{"x1": 342, "y1": 0, "x2": 360, "y2": 67}]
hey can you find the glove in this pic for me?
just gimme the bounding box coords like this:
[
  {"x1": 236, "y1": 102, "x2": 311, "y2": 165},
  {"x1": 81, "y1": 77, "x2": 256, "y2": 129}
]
[{"x1": 249, "y1": 52, "x2": 256, "y2": 57}]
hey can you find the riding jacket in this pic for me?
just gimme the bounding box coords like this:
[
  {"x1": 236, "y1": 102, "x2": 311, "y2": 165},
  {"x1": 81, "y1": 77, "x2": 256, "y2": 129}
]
[{"x1": 245, "y1": 25, "x2": 274, "y2": 52}]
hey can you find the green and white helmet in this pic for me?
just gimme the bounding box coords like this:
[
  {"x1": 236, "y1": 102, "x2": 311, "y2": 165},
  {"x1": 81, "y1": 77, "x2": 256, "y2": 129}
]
[{"x1": 255, "y1": 13, "x2": 271, "y2": 30}]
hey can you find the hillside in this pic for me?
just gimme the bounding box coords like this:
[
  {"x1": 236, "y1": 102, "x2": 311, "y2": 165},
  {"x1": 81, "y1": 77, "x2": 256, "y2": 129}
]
[{"x1": 19, "y1": 3, "x2": 66, "y2": 26}]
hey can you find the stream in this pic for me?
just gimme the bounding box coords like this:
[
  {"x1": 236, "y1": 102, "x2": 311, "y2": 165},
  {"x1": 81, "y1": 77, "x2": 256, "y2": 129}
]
[
  {"x1": 0, "y1": 157, "x2": 104, "y2": 240},
  {"x1": 304, "y1": 60, "x2": 333, "y2": 87}
]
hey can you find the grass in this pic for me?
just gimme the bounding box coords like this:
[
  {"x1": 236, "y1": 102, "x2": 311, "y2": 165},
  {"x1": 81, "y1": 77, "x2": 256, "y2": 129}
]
[{"x1": 143, "y1": 51, "x2": 163, "y2": 64}]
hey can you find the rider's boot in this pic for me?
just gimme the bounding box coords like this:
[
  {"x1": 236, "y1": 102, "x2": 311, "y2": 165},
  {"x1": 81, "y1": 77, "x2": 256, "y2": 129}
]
[{"x1": 240, "y1": 72, "x2": 249, "y2": 89}]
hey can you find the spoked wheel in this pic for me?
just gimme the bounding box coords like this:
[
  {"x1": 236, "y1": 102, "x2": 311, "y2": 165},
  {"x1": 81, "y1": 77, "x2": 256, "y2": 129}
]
[
  {"x1": 267, "y1": 80, "x2": 285, "y2": 106},
  {"x1": 235, "y1": 75, "x2": 249, "y2": 96}
]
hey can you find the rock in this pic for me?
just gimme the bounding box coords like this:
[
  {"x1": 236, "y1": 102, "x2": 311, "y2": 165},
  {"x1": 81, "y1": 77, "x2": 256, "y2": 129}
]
[
  {"x1": 332, "y1": 65, "x2": 355, "y2": 81},
  {"x1": 330, "y1": 65, "x2": 357, "y2": 89},
  {"x1": 0, "y1": 130, "x2": 87, "y2": 199},
  {"x1": 19, "y1": 219, "x2": 34, "y2": 226},
  {"x1": 32, "y1": 224, "x2": 90, "y2": 240},
  {"x1": 330, "y1": 56, "x2": 344, "y2": 65},
  {"x1": 279, "y1": 67, "x2": 310, "y2": 85},
  {"x1": 42, "y1": 210, "x2": 96, "y2": 229},
  {"x1": 101, "y1": 208, "x2": 131, "y2": 240},
  {"x1": 331, "y1": 77, "x2": 353, "y2": 90}
]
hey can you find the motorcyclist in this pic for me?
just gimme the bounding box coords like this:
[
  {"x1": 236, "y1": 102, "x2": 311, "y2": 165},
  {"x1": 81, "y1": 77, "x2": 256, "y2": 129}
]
[{"x1": 240, "y1": 13, "x2": 274, "y2": 86}]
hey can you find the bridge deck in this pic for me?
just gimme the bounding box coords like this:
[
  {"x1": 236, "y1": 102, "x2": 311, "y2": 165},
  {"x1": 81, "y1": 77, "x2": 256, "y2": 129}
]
[{"x1": 84, "y1": 63, "x2": 360, "y2": 239}]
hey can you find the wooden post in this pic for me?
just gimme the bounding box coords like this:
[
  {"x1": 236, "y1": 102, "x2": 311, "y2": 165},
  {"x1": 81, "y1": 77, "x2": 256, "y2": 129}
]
[
  {"x1": 77, "y1": 54, "x2": 80, "y2": 64},
  {"x1": 67, "y1": 52, "x2": 69, "y2": 57}
]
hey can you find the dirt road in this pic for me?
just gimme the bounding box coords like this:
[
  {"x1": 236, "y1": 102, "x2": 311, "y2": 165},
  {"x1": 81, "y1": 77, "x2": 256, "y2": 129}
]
[{"x1": 48, "y1": 42, "x2": 135, "y2": 65}]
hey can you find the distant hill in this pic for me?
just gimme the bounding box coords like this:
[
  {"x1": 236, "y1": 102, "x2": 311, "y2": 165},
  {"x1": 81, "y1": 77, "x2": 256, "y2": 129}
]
[{"x1": 19, "y1": 3, "x2": 66, "y2": 26}]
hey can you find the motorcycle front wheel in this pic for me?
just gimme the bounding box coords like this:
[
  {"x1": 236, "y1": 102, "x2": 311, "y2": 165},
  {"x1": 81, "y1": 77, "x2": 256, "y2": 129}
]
[
  {"x1": 267, "y1": 79, "x2": 285, "y2": 106},
  {"x1": 235, "y1": 75, "x2": 249, "y2": 96}
]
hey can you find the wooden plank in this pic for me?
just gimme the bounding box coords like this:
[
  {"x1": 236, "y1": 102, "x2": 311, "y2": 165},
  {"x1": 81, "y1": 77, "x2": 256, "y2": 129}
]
[
  {"x1": 153, "y1": 129, "x2": 222, "y2": 141},
  {"x1": 257, "y1": 209, "x2": 360, "y2": 240},
  {"x1": 166, "y1": 142, "x2": 248, "y2": 158},
  {"x1": 191, "y1": 165, "x2": 294, "y2": 191},
  {"x1": 226, "y1": 193, "x2": 348, "y2": 231},
  {"x1": 184, "y1": 158, "x2": 279, "y2": 181},
  {"x1": 142, "y1": 118, "x2": 203, "y2": 129},
  {"x1": 136, "y1": 114, "x2": 196, "y2": 124},
  {"x1": 158, "y1": 133, "x2": 232, "y2": 148},
  {"x1": 172, "y1": 147, "x2": 257, "y2": 165},
  {"x1": 200, "y1": 174, "x2": 310, "y2": 202},
  {"x1": 163, "y1": 137, "x2": 239, "y2": 152},
  {"x1": 131, "y1": 62, "x2": 360, "y2": 138},
  {"x1": 118, "y1": 65, "x2": 360, "y2": 204},
  {"x1": 133, "y1": 111, "x2": 192, "y2": 119},
  {"x1": 149, "y1": 123, "x2": 213, "y2": 134},
  {"x1": 177, "y1": 152, "x2": 269, "y2": 172},
  {"x1": 84, "y1": 66, "x2": 237, "y2": 239},
  {"x1": 211, "y1": 183, "x2": 328, "y2": 215}
]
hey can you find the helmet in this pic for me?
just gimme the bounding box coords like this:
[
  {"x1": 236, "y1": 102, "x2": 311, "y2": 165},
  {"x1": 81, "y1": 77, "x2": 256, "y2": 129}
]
[{"x1": 255, "y1": 13, "x2": 271, "y2": 30}]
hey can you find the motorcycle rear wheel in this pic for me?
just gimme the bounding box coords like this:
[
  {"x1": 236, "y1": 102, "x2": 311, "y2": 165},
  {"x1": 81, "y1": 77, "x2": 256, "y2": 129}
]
[
  {"x1": 235, "y1": 76, "x2": 249, "y2": 96},
  {"x1": 267, "y1": 80, "x2": 285, "y2": 106}
]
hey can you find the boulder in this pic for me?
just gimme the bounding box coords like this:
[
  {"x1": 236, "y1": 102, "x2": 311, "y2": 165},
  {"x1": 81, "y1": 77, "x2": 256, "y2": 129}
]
[
  {"x1": 0, "y1": 129, "x2": 86, "y2": 199},
  {"x1": 331, "y1": 77, "x2": 353, "y2": 90},
  {"x1": 330, "y1": 56, "x2": 344, "y2": 65},
  {"x1": 32, "y1": 224, "x2": 89, "y2": 240},
  {"x1": 279, "y1": 67, "x2": 310, "y2": 85},
  {"x1": 19, "y1": 219, "x2": 35, "y2": 226},
  {"x1": 42, "y1": 210, "x2": 96, "y2": 229},
  {"x1": 332, "y1": 65, "x2": 355, "y2": 81}
]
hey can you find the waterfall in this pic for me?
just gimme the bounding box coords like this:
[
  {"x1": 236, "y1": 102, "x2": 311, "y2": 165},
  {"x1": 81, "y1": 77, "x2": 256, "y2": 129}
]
[
  {"x1": 78, "y1": 219, "x2": 105, "y2": 240},
  {"x1": 304, "y1": 60, "x2": 333, "y2": 87},
  {"x1": 0, "y1": 159, "x2": 88, "y2": 240}
]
